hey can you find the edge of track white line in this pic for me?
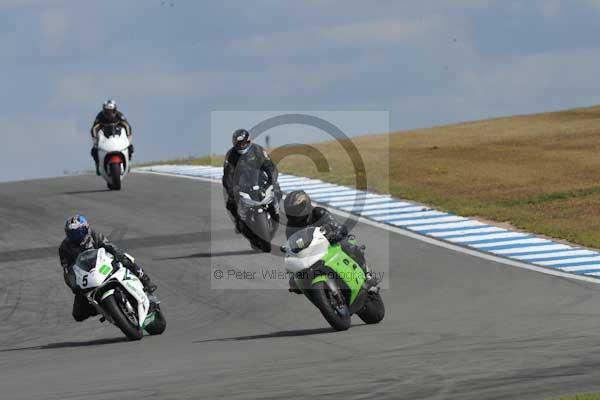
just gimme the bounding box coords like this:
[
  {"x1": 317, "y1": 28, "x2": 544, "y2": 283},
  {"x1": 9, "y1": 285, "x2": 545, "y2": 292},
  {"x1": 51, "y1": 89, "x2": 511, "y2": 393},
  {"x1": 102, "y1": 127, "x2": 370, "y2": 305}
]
[{"x1": 134, "y1": 168, "x2": 600, "y2": 285}]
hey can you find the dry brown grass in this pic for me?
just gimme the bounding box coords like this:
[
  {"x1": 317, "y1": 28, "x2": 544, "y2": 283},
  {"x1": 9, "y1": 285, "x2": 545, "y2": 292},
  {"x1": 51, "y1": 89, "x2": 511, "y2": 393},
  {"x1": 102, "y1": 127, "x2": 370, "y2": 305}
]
[
  {"x1": 551, "y1": 394, "x2": 600, "y2": 400},
  {"x1": 159, "y1": 105, "x2": 600, "y2": 248}
]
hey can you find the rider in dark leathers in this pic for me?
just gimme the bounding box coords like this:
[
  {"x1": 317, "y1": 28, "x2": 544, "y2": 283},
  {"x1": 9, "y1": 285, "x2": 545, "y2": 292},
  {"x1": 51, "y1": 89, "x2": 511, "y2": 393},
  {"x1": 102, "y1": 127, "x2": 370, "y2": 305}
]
[
  {"x1": 90, "y1": 99, "x2": 134, "y2": 175},
  {"x1": 222, "y1": 129, "x2": 281, "y2": 235},
  {"x1": 283, "y1": 190, "x2": 378, "y2": 292},
  {"x1": 59, "y1": 215, "x2": 156, "y2": 322}
]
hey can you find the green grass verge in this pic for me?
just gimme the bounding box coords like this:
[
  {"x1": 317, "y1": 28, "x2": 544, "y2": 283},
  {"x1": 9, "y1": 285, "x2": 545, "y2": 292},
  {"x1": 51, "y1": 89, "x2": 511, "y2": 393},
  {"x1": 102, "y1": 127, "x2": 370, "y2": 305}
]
[
  {"x1": 143, "y1": 105, "x2": 600, "y2": 249},
  {"x1": 551, "y1": 394, "x2": 600, "y2": 400}
]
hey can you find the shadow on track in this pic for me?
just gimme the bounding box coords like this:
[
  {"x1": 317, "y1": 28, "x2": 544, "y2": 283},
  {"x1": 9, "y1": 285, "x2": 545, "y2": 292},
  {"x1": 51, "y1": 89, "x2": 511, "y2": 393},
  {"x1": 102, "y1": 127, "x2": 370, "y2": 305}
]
[
  {"x1": 194, "y1": 327, "x2": 335, "y2": 343},
  {"x1": 61, "y1": 189, "x2": 110, "y2": 195},
  {"x1": 0, "y1": 229, "x2": 234, "y2": 264},
  {"x1": 0, "y1": 337, "x2": 129, "y2": 352},
  {"x1": 156, "y1": 249, "x2": 259, "y2": 260}
]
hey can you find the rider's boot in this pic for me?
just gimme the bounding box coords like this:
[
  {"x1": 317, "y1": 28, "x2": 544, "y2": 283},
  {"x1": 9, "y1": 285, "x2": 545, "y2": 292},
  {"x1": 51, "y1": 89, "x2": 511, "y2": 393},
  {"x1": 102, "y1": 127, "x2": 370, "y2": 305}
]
[
  {"x1": 234, "y1": 219, "x2": 243, "y2": 234},
  {"x1": 362, "y1": 264, "x2": 379, "y2": 290},
  {"x1": 123, "y1": 257, "x2": 158, "y2": 293},
  {"x1": 140, "y1": 273, "x2": 157, "y2": 294},
  {"x1": 288, "y1": 277, "x2": 302, "y2": 294},
  {"x1": 91, "y1": 147, "x2": 100, "y2": 175}
]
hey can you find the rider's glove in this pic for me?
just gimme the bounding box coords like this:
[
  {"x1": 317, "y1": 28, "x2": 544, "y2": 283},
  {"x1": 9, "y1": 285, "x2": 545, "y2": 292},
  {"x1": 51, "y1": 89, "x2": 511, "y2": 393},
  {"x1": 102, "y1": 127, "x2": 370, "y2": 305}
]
[
  {"x1": 63, "y1": 266, "x2": 78, "y2": 293},
  {"x1": 113, "y1": 253, "x2": 126, "y2": 265},
  {"x1": 325, "y1": 225, "x2": 347, "y2": 244}
]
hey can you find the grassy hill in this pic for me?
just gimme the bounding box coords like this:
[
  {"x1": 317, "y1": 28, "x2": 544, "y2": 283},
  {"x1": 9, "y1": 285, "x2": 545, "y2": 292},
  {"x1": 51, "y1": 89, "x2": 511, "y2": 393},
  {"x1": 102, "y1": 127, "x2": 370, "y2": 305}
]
[{"x1": 156, "y1": 105, "x2": 600, "y2": 249}]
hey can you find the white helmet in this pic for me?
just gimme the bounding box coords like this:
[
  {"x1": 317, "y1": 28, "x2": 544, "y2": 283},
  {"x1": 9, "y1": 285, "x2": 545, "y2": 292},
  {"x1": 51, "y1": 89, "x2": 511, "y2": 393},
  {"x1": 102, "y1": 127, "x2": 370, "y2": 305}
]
[{"x1": 103, "y1": 99, "x2": 117, "y2": 111}]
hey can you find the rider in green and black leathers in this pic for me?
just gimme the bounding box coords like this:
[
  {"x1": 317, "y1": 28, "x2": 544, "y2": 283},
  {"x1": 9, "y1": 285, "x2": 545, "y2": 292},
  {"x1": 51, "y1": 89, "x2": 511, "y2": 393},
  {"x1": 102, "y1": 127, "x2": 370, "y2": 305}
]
[{"x1": 283, "y1": 190, "x2": 378, "y2": 292}]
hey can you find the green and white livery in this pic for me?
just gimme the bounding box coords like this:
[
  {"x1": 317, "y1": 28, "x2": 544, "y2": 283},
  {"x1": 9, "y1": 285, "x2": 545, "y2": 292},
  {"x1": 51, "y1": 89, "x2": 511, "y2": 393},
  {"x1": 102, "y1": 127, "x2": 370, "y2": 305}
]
[
  {"x1": 284, "y1": 227, "x2": 385, "y2": 331},
  {"x1": 73, "y1": 248, "x2": 166, "y2": 340}
]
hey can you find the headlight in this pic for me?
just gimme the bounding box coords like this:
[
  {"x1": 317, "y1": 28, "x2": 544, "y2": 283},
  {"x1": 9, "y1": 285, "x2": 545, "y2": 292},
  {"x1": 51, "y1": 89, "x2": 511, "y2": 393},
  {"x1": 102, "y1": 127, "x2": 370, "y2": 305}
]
[
  {"x1": 261, "y1": 191, "x2": 274, "y2": 205},
  {"x1": 239, "y1": 196, "x2": 257, "y2": 207}
]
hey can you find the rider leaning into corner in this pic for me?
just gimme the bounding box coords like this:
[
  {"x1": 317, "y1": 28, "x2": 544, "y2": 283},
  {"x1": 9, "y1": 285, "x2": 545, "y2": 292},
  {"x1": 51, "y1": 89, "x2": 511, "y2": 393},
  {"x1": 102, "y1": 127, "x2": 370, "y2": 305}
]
[
  {"x1": 283, "y1": 190, "x2": 379, "y2": 293},
  {"x1": 59, "y1": 215, "x2": 157, "y2": 322},
  {"x1": 90, "y1": 99, "x2": 134, "y2": 176},
  {"x1": 222, "y1": 128, "x2": 282, "y2": 234}
]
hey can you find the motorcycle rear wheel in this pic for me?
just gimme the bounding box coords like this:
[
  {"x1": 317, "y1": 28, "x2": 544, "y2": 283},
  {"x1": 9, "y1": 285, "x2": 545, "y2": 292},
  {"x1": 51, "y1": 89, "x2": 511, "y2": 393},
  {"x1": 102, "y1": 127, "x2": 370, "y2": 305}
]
[
  {"x1": 144, "y1": 306, "x2": 167, "y2": 335},
  {"x1": 108, "y1": 163, "x2": 121, "y2": 191},
  {"x1": 357, "y1": 291, "x2": 385, "y2": 324}
]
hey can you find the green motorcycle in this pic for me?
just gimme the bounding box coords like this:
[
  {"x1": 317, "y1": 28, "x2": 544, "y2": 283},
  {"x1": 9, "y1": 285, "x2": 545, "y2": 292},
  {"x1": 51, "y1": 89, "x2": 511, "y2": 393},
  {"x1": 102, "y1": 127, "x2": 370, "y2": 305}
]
[{"x1": 283, "y1": 227, "x2": 384, "y2": 331}]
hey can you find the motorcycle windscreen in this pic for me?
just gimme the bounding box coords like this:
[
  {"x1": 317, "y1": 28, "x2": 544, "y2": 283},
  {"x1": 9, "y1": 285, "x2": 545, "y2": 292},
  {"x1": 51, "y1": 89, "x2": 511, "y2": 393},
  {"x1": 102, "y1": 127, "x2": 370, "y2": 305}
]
[
  {"x1": 100, "y1": 123, "x2": 122, "y2": 138},
  {"x1": 233, "y1": 164, "x2": 269, "y2": 201},
  {"x1": 287, "y1": 227, "x2": 317, "y2": 254},
  {"x1": 75, "y1": 249, "x2": 99, "y2": 272}
]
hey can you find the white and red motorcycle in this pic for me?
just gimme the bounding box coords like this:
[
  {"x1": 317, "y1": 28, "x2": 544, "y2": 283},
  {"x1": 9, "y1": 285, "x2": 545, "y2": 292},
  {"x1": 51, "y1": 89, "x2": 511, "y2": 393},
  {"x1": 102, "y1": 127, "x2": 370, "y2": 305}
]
[
  {"x1": 97, "y1": 123, "x2": 131, "y2": 191},
  {"x1": 72, "y1": 248, "x2": 166, "y2": 340}
]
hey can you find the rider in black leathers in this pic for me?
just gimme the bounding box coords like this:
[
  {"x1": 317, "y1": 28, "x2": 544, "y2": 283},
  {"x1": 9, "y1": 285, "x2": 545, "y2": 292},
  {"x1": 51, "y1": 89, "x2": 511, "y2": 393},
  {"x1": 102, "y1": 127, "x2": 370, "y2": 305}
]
[
  {"x1": 222, "y1": 129, "x2": 281, "y2": 235},
  {"x1": 283, "y1": 190, "x2": 378, "y2": 292},
  {"x1": 59, "y1": 215, "x2": 156, "y2": 322}
]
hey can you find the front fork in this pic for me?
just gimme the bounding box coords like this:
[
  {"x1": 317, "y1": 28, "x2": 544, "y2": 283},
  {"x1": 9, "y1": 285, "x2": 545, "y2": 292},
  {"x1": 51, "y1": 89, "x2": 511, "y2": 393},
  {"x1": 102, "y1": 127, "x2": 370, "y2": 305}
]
[
  {"x1": 324, "y1": 279, "x2": 349, "y2": 317},
  {"x1": 87, "y1": 290, "x2": 115, "y2": 324},
  {"x1": 87, "y1": 287, "x2": 134, "y2": 324}
]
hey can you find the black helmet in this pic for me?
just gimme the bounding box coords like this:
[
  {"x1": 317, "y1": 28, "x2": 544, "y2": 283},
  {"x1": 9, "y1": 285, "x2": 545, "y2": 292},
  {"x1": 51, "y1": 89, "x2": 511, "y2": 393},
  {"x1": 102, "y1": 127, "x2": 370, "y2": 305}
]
[
  {"x1": 232, "y1": 129, "x2": 251, "y2": 154},
  {"x1": 284, "y1": 190, "x2": 312, "y2": 224},
  {"x1": 102, "y1": 99, "x2": 118, "y2": 120}
]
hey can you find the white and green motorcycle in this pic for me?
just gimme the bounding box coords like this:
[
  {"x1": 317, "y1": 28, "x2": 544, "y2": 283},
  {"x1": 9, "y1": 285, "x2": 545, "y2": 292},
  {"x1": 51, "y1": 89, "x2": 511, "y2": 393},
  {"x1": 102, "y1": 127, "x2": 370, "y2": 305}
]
[
  {"x1": 284, "y1": 227, "x2": 385, "y2": 331},
  {"x1": 72, "y1": 248, "x2": 166, "y2": 340}
]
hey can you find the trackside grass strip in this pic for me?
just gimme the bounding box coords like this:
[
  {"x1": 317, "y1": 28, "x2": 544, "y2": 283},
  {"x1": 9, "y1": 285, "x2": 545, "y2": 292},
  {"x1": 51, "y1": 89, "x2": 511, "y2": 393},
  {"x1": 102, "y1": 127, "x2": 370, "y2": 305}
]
[
  {"x1": 150, "y1": 105, "x2": 600, "y2": 249},
  {"x1": 551, "y1": 394, "x2": 600, "y2": 400}
]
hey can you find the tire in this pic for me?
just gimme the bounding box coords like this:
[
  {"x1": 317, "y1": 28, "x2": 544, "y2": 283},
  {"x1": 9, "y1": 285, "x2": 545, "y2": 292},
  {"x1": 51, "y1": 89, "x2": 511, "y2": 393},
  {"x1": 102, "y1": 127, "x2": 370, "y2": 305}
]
[
  {"x1": 108, "y1": 163, "x2": 121, "y2": 191},
  {"x1": 311, "y1": 282, "x2": 351, "y2": 331},
  {"x1": 357, "y1": 291, "x2": 385, "y2": 325},
  {"x1": 258, "y1": 239, "x2": 271, "y2": 253},
  {"x1": 249, "y1": 211, "x2": 272, "y2": 253},
  {"x1": 144, "y1": 308, "x2": 167, "y2": 335},
  {"x1": 101, "y1": 293, "x2": 143, "y2": 340}
]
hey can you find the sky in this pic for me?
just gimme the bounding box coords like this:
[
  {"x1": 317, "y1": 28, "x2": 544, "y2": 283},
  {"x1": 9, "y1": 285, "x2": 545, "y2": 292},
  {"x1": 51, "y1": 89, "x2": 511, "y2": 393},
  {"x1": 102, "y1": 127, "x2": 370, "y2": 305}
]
[{"x1": 1, "y1": 0, "x2": 600, "y2": 182}]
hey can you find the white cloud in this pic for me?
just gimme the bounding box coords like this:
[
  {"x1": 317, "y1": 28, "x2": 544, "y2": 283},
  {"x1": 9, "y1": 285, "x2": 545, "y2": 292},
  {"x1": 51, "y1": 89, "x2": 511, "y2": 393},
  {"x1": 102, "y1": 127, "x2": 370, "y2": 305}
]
[
  {"x1": 0, "y1": 0, "x2": 43, "y2": 8},
  {"x1": 0, "y1": 115, "x2": 89, "y2": 181},
  {"x1": 53, "y1": 68, "x2": 223, "y2": 105},
  {"x1": 0, "y1": 0, "x2": 68, "y2": 9},
  {"x1": 320, "y1": 15, "x2": 445, "y2": 46},
  {"x1": 461, "y1": 47, "x2": 600, "y2": 110},
  {"x1": 40, "y1": 8, "x2": 68, "y2": 51},
  {"x1": 541, "y1": 0, "x2": 561, "y2": 19},
  {"x1": 585, "y1": 0, "x2": 600, "y2": 9},
  {"x1": 230, "y1": 14, "x2": 447, "y2": 54}
]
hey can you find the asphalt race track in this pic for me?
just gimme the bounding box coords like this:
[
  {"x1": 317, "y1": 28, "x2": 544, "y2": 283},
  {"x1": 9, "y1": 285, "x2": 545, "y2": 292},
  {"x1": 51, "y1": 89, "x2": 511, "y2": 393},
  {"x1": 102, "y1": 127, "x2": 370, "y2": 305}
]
[{"x1": 2, "y1": 173, "x2": 600, "y2": 400}]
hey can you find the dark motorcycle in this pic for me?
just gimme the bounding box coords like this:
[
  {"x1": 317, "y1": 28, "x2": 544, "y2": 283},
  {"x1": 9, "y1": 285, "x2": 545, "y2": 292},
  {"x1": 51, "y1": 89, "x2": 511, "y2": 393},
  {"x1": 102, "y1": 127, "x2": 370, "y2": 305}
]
[{"x1": 234, "y1": 170, "x2": 279, "y2": 252}]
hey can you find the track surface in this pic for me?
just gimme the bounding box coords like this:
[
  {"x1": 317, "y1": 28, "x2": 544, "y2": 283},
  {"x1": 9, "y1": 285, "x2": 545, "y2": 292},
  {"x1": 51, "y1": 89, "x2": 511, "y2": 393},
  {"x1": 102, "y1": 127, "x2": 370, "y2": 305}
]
[{"x1": 2, "y1": 174, "x2": 600, "y2": 399}]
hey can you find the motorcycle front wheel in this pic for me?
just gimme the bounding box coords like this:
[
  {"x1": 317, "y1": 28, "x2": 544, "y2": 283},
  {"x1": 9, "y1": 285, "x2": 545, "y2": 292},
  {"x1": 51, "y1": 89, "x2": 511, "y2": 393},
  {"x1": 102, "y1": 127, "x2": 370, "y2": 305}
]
[
  {"x1": 311, "y1": 282, "x2": 351, "y2": 331},
  {"x1": 101, "y1": 292, "x2": 142, "y2": 340},
  {"x1": 248, "y1": 211, "x2": 272, "y2": 253}
]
